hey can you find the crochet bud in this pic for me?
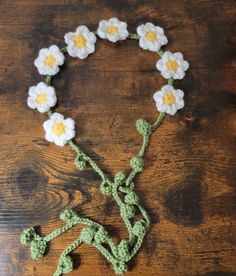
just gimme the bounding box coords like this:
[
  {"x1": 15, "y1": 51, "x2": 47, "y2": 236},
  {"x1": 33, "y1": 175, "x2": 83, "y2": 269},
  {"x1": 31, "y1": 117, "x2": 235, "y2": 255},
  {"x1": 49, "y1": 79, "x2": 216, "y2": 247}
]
[
  {"x1": 114, "y1": 171, "x2": 126, "y2": 184},
  {"x1": 130, "y1": 157, "x2": 144, "y2": 172},
  {"x1": 136, "y1": 118, "x2": 152, "y2": 135},
  {"x1": 120, "y1": 204, "x2": 136, "y2": 218},
  {"x1": 113, "y1": 260, "x2": 128, "y2": 275},
  {"x1": 132, "y1": 220, "x2": 147, "y2": 236},
  {"x1": 117, "y1": 240, "x2": 130, "y2": 261},
  {"x1": 94, "y1": 226, "x2": 109, "y2": 244},
  {"x1": 124, "y1": 191, "x2": 139, "y2": 205},
  {"x1": 20, "y1": 228, "x2": 37, "y2": 245},
  {"x1": 60, "y1": 209, "x2": 78, "y2": 222},
  {"x1": 74, "y1": 154, "x2": 87, "y2": 170},
  {"x1": 100, "y1": 180, "x2": 112, "y2": 196},
  {"x1": 30, "y1": 238, "x2": 47, "y2": 260},
  {"x1": 80, "y1": 226, "x2": 96, "y2": 244},
  {"x1": 58, "y1": 255, "x2": 74, "y2": 274},
  {"x1": 75, "y1": 160, "x2": 86, "y2": 170}
]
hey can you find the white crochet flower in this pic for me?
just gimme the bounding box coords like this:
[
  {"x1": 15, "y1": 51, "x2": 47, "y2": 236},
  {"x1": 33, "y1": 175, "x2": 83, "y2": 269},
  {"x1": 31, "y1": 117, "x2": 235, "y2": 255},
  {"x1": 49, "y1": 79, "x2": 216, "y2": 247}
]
[
  {"x1": 34, "y1": 45, "x2": 65, "y2": 76},
  {"x1": 64, "y1": 26, "x2": 97, "y2": 59},
  {"x1": 137, "y1": 22, "x2": 168, "y2": 52},
  {"x1": 153, "y1": 85, "x2": 184, "y2": 115},
  {"x1": 27, "y1": 82, "x2": 57, "y2": 113},
  {"x1": 97, "y1": 18, "x2": 129, "y2": 42},
  {"x1": 43, "y1": 113, "x2": 75, "y2": 147},
  {"x1": 156, "y1": 51, "x2": 189, "y2": 80}
]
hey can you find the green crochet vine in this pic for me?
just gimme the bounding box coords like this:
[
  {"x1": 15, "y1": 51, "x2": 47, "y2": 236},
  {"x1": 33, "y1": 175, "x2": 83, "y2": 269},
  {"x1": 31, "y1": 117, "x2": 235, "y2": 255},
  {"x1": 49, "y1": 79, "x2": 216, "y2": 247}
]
[{"x1": 21, "y1": 34, "x2": 169, "y2": 275}]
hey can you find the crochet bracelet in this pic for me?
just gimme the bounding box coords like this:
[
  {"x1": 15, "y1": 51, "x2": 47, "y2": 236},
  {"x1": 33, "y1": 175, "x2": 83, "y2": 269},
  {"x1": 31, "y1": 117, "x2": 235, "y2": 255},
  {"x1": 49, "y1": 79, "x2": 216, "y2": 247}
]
[{"x1": 21, "y1": 18, "x2": 189, "y2": 275}]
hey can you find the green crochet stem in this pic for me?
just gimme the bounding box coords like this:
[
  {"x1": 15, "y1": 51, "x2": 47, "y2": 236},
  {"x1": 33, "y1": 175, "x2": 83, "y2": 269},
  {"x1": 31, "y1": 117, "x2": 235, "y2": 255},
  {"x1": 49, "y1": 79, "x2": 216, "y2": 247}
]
[{"x1": 21, "y1": 32, "x2": 171, "y2": 275}]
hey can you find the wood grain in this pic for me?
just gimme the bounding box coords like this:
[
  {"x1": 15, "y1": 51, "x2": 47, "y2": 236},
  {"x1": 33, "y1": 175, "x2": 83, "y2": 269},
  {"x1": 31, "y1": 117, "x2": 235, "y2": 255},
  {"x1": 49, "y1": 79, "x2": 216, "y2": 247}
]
[{"x1": 0, "y1": 0, "x2": 235, "y2": 275}]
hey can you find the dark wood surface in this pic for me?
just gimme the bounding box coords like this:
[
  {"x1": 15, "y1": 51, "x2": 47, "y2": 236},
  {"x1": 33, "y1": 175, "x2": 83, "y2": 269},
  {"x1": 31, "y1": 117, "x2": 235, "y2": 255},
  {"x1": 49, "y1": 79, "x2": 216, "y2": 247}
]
[{"x1": 0, "y1": 0, "x2": 235, "y2": 275}]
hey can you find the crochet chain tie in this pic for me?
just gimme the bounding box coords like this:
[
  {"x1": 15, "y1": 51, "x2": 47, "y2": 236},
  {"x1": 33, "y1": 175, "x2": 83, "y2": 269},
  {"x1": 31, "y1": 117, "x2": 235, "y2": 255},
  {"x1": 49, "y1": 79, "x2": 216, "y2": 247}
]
[{"x1": 21, "y1": 109, "x2": 165, "y2": 276}]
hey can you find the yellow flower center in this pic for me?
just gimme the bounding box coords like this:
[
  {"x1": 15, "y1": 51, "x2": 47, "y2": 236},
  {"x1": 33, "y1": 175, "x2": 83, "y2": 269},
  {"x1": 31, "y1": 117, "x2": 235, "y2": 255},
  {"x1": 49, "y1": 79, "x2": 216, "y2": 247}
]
[
  {"x1": 44, "y1": 55, "x2": 56, "y2": 68},
  {"x1": 73, "y1": 34, "x2": 87, "y2": 48},
  {"x1": 36, "y1": 92, "x2": 47, "y2": 105},
  {"x1": 106, "y1": 25, "x2": 119, "y2": 35},
  {"x1": 52, "y1": 122, "x2": 66, "y2": 137},
  {"x1": 166, "y1": 59, "x2": 179, "y2": 72},
  {"x1": 163, "y1": 92, "x2": 176, "y2": 106},
  {"x1": 145, "y1": 31, "x2": 157, "y2": 42}
]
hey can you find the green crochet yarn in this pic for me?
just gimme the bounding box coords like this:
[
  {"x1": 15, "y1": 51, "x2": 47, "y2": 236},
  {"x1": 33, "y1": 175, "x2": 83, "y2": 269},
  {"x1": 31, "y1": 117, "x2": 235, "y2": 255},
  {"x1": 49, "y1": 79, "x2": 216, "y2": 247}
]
[
  {"x1": 114, "y1": 171, "x2": 126, "y2": 184},
  {"x1": 74, "y1": 154, "x2": 87, "y2": 170},
  {"x1": 60, "y1": 209, "x2": 78, "y2": 222},
  {"x1": 124, "y1": 191, "x2": 139, "y2": 205},
  {"x1": 94, "y1": 226, "x2": 109, "y2": 244},
  {"x1": 120, "y1": 204, "x2": 136, "y2": 218},
  {"x1": 136, "y1": 118, "x2": 152, "y2": 136},
  {"x1": 21, "y1": 32, "x2": 169, "y2": 275},
  {"x1": 80, "y1": 226, "x2": 96, "y2": 244},
  {"x1": 100, "y1": 180, "x2": 113, "y2": 195},
  {"x1": 117, "y1": 240, "x2": 130, "y2": 261},
  {"x1": 20, "y1": 228, "x2": 37, "y2": 244},
  {"x1": 20, "y1": 228, "x2": 47, "y2": 260},
  {"x1": 132, "y1": 220, "x2": 147, "y2": 236},
  {"x1": 130, "y1": 157, "x2": 144, "y2": 172},
  {"x1": 30, "y1": 238, "x2": 47, "y2": 260},
  {"x1": 113, "y1": 260, "x2": 128, "y2": 275},
  {"x1": 58, "y1": 255, "x2": 74, "y2": 274}
]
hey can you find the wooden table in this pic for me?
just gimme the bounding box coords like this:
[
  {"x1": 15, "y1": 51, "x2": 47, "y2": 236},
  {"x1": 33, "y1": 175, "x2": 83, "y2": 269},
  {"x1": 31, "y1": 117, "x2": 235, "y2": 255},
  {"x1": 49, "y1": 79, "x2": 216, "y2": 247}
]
[{"x1": 0, "y1": 0, "x2": 235, "y2": 275}]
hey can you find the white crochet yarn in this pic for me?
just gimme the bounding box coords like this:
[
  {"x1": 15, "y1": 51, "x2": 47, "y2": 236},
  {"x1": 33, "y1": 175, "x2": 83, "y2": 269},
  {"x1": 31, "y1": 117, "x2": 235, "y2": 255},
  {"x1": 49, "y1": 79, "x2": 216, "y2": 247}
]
[
  {"x1": 97, "y1": 18, "x2": 129, "y2": 42},
  {"x1": 153, "y1": 84, "x2": 184, "y2": 115},
  {"x1": 34, "y1": 45, "x2": 65, "y2": 76},
  {"x1": 156, "y1": 51, "x2": 189, "y2": 80},
  {"x1": 137, "y1": 22, "x2": 168, "y2": 52},
  {"x1": 43, "y1": 113, "x2": 75, "y2": 147},
  {"x1": 27, "y1": 82, "x2": 57, "y2": 113},
  {"x1": 64, "y1": 25, "x2": 97, "y2": 59}
]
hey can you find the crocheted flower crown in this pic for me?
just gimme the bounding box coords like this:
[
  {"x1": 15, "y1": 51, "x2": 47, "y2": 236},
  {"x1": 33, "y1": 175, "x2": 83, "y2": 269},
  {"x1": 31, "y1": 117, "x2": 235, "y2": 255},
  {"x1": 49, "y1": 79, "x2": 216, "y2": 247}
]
[{"x1": 22, "y1": 18, "x2": 189, "y2": 275}]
